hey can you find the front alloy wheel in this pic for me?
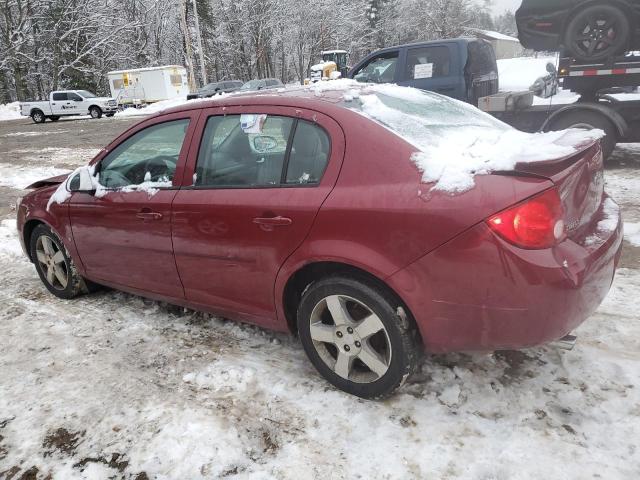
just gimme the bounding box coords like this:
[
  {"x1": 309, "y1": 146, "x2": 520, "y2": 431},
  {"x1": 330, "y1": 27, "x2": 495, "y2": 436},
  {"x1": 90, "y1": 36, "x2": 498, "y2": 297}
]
[
  {"x1": 298, "y1": 276, "x2": 419, "y2": 399},
  {"x1": 30, "y1": 224, "x2": 87, "y2": 299}
]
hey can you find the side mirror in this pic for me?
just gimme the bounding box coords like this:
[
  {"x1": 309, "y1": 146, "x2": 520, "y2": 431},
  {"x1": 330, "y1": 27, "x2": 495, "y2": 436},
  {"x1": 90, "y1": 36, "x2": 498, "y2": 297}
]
[
  {"x1": 253, "y1": 135, "x2": 278, "y2": 153},
  {"x1": 546, "y1": 62, "x2": 557, "y2": 75},
  {"x1": 68, "y1": 168, "x2": 95, "y2": 193}
]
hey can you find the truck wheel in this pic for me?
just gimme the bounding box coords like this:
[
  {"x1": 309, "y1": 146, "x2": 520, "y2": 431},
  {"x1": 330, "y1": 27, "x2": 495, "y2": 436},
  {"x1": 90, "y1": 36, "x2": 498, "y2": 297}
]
[
  {"x1": 31, "y1": 110, "x2": 46, "y2": 124},
  {"x1": 564, "y1": 5, "x2": 630, "y2": 62},
  {"x1": 105, "y1": 113, "x2": 114, "y2": 117},
  {"x1": 49, "y1": 116, "x2": 60, "y2": 122},
  {"x1": 545, "y1": 110, "x2": 618, "y2": 160},
  {"x1": 89, "y1": 106, "x2": 102, "y2": 119}
]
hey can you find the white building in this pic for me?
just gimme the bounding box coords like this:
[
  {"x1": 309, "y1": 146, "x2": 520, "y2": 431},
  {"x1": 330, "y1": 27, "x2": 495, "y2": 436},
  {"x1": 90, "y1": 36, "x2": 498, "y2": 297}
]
[
  {"x1": 107, "y1": 65, "x2": 189, "y2": 106},
  {"x1": 469, "y1": 29, "x2": 526, "y2": 60}
]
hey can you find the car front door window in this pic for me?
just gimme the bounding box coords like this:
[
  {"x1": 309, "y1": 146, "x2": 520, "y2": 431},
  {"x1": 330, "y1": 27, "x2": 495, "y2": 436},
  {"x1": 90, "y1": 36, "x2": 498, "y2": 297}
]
[
  {"x1": 98, "y1": 119, "x2": 190, "y2": 189},
  {"x1": 354, "y1": 52, "x2": 399, "y2": 83}
]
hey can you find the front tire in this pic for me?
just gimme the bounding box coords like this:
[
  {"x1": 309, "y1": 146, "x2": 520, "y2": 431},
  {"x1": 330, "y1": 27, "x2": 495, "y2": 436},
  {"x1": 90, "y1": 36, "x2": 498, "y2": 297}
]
[
  {"x1": 29, "y1": 224, "x2": 87, "y2": 299},
  {"x1": 564, "y1": 5, "x2": 630, "y2": 61},
  {"x1": 89, "y1": 106, "x2": 102, "y2": 119},
  {"x1": 31, "y1": 110, "x2": 45, "y2": 124},
  {"x1": 297, "y1": 276, "x2": 419, "y2": 399}
]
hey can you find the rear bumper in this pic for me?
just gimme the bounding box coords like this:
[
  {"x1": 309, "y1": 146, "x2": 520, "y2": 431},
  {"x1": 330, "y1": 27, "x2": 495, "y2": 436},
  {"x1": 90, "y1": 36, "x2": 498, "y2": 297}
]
[
  {"x1": 388, "y1": 196, "x2": 623, "y2": 353},
  {"x1": 516, "y1": 9, "x2": 568, "y2": 51}
]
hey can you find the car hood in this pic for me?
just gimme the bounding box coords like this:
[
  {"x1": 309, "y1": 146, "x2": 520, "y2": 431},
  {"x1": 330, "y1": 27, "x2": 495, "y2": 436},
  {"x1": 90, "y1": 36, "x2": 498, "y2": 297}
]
[
  {"x1": 25, "y1": 173, "x2": 70, "y2": 190},
  {"x1": 90, "y1": 97, "x2": 116, "y2": 103}
]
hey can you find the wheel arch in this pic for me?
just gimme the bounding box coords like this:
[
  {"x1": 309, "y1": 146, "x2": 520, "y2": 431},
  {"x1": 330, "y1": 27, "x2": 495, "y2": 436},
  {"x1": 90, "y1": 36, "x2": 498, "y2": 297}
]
[
  {"x1": 30, "y1": 107, "x2": 44, "y2": 117},
  {"x1": 22, "y1": 218, "x2": 47, "y2": 262},
  {"x1": 542, "y1": 102, "x2": 628, "y2": 138},
  {"x1": 281, "y1": 261, "x2": 420, "y2": 341},
  {"x1": 88, "y1": 105, "x2": 103, "y2": 113}
]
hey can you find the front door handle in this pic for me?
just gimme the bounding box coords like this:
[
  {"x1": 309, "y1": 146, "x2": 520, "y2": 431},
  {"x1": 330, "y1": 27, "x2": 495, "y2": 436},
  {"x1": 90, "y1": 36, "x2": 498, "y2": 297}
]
[
  {"x1": 253, "y1": 216, "x2": 292, "y2": 226},
  {"x1": 136, "y1": 208, "x2": 163, "y2": 221}
]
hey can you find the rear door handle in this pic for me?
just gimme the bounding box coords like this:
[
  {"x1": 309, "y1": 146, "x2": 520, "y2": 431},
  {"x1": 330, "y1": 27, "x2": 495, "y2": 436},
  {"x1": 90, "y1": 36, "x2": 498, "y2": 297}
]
[
  {"x1": 136, "y1": 208, "x2": 163, "y2": 221},
  {"x1": 253, "y1": 216, "x2": 292, "y2": 226}
]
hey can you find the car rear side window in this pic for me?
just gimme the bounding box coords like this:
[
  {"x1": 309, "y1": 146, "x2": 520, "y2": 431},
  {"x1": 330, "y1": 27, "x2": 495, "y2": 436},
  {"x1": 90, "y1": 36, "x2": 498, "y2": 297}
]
[
  {"x1": 285, "y1": 120, "x2": 330, "y2": 185},
  {"x1": 98, "y1": 119, "x2": 190, "y2": 188},
  {"x1": 195, "y1": 114, "x2": 294, "y2": 187},
  {"x1": 405, "y1": 46, "x2": 451, "y2": 80},
  {"x1": 52, "y1": 92, "x2": 67, "y2": 101}
]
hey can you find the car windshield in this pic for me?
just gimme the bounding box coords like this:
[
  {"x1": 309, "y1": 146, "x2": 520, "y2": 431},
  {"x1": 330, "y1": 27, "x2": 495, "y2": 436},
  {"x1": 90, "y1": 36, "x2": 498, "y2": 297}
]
[
  {"x1": 77, "y1": 90, "x2": 97, "y2": 98},
  {"x1": 241, "y1": 80, "x2": 262, "y2": 90}
]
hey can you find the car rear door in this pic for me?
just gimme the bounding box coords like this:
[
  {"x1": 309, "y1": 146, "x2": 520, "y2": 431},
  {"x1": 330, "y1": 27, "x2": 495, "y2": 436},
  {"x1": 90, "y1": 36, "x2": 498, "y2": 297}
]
[
  {"x1": 68, "y1": 110, "x2": 200, "y2": 298},
  {"x1": 397, "y1": 43, "x2": 465, "y2": 100},
  {"x1": 171, "y1": 105, "x2": 345, "y2": 327}
]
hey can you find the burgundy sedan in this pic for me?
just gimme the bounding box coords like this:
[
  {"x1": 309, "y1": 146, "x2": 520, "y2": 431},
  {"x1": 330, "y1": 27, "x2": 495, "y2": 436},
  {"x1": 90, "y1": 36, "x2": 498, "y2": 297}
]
[{"x1": 16, "y1": 84, "x2": 623, "y2": 398}]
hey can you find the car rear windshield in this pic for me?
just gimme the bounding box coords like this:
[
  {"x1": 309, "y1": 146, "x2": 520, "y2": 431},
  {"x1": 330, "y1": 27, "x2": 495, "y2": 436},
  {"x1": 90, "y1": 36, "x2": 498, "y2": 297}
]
[{"x1": 343, "y1": 84, "x2": 509, "y2": 148}]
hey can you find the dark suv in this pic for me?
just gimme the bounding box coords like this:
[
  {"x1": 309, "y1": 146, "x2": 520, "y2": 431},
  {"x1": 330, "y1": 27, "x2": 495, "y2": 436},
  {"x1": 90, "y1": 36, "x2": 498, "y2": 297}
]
[
  {"x1": 517, "y1": 0, "x2": 640, "y2": 61},
  {"x1": 347, "y1": 38, "x2": 498, "y2": 105},
  {"x1": 187, "y1": 80, "x2": 243, "y2": 100}
]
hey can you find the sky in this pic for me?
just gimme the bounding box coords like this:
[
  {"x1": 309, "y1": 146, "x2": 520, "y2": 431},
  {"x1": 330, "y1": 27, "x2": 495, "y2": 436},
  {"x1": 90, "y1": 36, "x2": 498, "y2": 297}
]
[{"x1": 491, "y1": 0, "x2": 521, "y2": 14}]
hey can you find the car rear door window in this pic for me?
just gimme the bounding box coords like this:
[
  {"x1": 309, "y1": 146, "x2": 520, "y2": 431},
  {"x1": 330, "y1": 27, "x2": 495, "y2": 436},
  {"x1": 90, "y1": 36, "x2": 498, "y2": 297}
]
[
  {"x1": 195, "y1": 114, "x2": 294, "y2": 187},
  {"x1": 98, "y1": 119, "x2": 190, "y2": 188},
  {"x1": 52, "y1": 92, "x2": 67, "y2": 101},
  {"x1": 353, "y1": 51, "x2": 399, "y2": 84},
  {"x1": 285, "y1": 120, "x2": 330, "y2": 185},
  {"x1": 405, "y1": 46, "x2": 451, "y2": 80}
]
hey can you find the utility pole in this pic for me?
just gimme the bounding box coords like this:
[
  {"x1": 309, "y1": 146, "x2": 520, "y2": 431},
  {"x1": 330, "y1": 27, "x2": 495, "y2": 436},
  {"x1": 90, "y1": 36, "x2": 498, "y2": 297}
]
[{"x1": 192, "y1": 0, "x2": 208, "y2": 85}]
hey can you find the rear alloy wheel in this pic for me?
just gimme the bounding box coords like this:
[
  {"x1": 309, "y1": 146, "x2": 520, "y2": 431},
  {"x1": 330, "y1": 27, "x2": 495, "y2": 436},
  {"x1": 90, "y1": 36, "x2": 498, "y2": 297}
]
[
  {"x1": 297, "y1": 276, "x2": 419, "y2": 399},
  {"x1": 565, "y1": 5, "x2": 630, "y2": 61},
  {"x1": 30, "y1": 224, "x2": 88, "y2": 299},
  {"x1": 31, "y1": 110, "x2": 45, "y2": 124},
  {"x1": 89, "y1": 106, "x2": 102, "y2": 119}
]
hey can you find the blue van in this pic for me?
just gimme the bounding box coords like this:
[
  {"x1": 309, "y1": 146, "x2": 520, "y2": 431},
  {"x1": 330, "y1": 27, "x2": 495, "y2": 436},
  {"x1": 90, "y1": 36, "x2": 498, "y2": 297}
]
[{"x1": 347, "y1": 38, "x2": 499, "y2": 104}]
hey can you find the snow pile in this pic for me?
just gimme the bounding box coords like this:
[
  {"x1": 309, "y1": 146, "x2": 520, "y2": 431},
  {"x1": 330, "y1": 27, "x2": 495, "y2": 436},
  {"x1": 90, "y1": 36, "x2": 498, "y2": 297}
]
[
  {"x1": 115, "y1": 95, "x2": 209, "y2": 117},
  {"x1": 0, "y1": 101, "x2": 21, "y2": 121},
  {"x1": 624, "y1": 222, "x2": 640, "y2": 247},
  {"x1": 350, "y1": 83, "x2": 604, "y2": 193},
  {"x1": 585, "y1": 198, "x2": 621, "y2": 247},
  {"x1": 0, "y1": 164, "x2": 68, "y2": 190}
]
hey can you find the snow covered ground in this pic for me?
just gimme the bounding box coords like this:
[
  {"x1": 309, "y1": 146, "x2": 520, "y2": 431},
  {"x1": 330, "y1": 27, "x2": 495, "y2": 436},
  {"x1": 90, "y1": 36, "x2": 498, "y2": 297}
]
[{"x1": 0, "y1": 97, "x2": 639, "y2": 480}]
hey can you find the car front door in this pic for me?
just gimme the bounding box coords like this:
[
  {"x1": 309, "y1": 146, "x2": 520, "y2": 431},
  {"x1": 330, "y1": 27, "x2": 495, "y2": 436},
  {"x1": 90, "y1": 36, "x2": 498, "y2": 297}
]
[
  {"x1": 66, "y1": 92, "x2": 86, "y2": 114},
  {"x1": 397, "y1": 44, "x2": 463, "y2": 99},
  {"x1": 68, "y1": 111, "x2": 199, "y2": 298},
  {"x1": 171, "y1": 106, "x2": 345, "y2": 327}
]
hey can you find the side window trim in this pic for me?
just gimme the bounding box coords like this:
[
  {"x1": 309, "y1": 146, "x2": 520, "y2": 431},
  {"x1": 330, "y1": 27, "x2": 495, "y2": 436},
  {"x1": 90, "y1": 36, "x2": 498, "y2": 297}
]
[{"x1": 279, "y1": 118, "x2": 299, "y2": 184}]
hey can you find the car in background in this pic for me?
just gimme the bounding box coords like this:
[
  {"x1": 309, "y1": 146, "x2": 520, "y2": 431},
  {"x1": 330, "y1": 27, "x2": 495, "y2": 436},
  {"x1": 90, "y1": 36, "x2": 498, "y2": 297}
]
[
  {"x1": 187, "y1": 80, "x2": 243, "y2": 100},
  {"x1": 516, "y1": 0, "x2": 640, "y2": 61},
  {"x1": 20, "y1": 90, "x2": 118, "y2": 123},
  {"x1": 240, "y1": 78, "x2": 284, "y2": 92},
  {"x1": 16, "y1": 84, "x2": 622, "y2": 399},
  {"x1": 347, "y1": 38, "x2": 499, "y2": 105}
]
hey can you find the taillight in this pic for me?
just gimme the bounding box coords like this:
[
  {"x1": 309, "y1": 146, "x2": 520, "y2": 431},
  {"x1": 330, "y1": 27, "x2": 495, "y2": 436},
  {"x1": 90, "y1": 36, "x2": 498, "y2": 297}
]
[{"x1": 486, "y1": 188, "x2": 566, "y2": 249}]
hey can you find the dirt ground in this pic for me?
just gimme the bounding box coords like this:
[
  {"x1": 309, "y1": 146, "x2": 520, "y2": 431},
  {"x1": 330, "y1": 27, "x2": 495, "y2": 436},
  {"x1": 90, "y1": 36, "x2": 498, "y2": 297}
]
[{"x1": 0, "y1": 116, "x2": 639, "y2": 479}]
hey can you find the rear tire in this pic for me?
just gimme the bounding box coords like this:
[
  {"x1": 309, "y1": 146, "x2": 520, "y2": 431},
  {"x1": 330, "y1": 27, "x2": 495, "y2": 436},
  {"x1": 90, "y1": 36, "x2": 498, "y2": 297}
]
[
  {"x1": 297, "y1": 275, "x2": 419, "y2": 399},
  {"x1": 29, "y1": 224, "x2": 88, "y2": 299},
  {"x1": 49, "y1": 116, "x2": 60, "y2": 122},
  {"x1": 545, "y1": 110, "x2": 618, "y2": 160},
  {"x1": 89, "y1": 106, "x2": 102, "y2": 119},
  {"x1": 564, "y1": 5, "x2": 630, "y2": 61},
  {"x1": 31, "y1": 110, "x2": 45, "y2": 124}
]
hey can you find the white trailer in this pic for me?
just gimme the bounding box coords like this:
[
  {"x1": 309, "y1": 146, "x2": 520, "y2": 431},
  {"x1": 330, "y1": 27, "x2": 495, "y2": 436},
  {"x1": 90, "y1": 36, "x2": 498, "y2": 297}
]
[{"x1": 107, "y1": 65, "x2": 189, "y2": 106}]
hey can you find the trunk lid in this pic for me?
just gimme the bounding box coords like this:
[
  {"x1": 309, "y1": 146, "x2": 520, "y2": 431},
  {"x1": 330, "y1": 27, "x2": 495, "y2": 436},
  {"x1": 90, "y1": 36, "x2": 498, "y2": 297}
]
[{"x1": 512, "y1": 140, "x2": 604, "y2": 239}]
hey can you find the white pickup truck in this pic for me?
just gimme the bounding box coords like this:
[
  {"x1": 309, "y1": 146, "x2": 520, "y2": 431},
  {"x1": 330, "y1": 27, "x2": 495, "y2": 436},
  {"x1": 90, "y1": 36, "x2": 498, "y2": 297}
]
[{"x1": 20, "y1": 90, "x2": 118, "y2": 124}]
